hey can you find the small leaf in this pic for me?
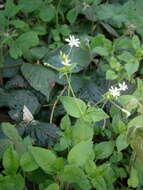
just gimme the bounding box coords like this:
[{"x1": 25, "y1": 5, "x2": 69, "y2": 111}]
[
  {"x1": 67, "y1": 8, "x2": 78, "y2": 24},
  {"x1": 68, "y1": 140, "x2": 93, "y2": 167},
  {"x1": 2, "y1": 123, "x2": 22, "y2": 142},
  {"x1": 84, "y1": 107, "x2": 109, "y2": 123},
  {"x1": 106, "y1": 70, "x2": 118, "y2": 80},
  {"x1": 132, "y1": 35, "x2": 140, "y2": 50},
  {"x1": 60, "y1": 96, "x2": 87, "y2": 118},
  {"x1": 116, "y1": 133, "x2": 128, "y2": 152},
  {"x1": 29, "y1": 146, "x2": 56, "y2": 173},
  {"x1": 2, "y1": 146, "x2": 19, "y2": 175},
  {"x1": 39, "y1": 5, "x2": 55, "y2": 22},
  {"x1": 128, "y1": 167, "x2": 139, "y2": 188},
  {"x1": 125, "y1": 62, "x2": 139, "y2": 76},
  {"x1": 94, "y1": 141, "x2": 114, "y2": 159},
  {"x1": 45, "y1": 183, "x2": 59, "y2": 190}
]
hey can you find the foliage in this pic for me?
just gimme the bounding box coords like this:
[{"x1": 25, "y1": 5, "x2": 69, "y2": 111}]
[{"x1": 1, "y1": 0, "x2": 143, "y2": 190}]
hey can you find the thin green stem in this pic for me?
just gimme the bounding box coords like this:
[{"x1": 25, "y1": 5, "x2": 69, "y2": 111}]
[
  {"x1": 56, "y1": 0, "x2": 62, "y2": 27},
  {"x1": 65, "y1": 73, "x2": 84, "y2": 115}
]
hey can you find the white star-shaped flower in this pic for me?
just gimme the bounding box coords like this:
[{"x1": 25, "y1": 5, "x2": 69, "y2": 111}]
[
  {"x1": 65, "y1": 35, "x2": 80, "y2": 48},
  {"x1": 118, "y1": 82, "x2": 128, "y2": 91},
  {"x1": 59, "y1": 51, "x2": 71, "y2": 66},
  {"x1": 109, "y1": 86, "x2": 120, "y2": 97}
]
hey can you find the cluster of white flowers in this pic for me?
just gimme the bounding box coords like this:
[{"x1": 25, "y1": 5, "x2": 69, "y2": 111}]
[{"x1": 109, "y1": 82, "x2": 128, "y2": 98}]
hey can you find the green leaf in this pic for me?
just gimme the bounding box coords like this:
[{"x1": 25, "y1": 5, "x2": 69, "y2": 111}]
[
  {"x1": 94, "y1": 141, "x2": 114, "y2": 159},
  {"x1": 84, "y1": 107, "x2": 109, "y2": 123},
  {"x1": 67, "y1": 8, "x2": 78, "y2": 24},
  {"x1": 92, "y1": 176, "x2": 107, "y2": 190},
  {"x1": 5, "y1": 0, "x2": 22, "y2": 17},
  {"x1": 9, "y1": 41, "x2": 22, "y2": 59},
  {"x1": 116, "y1": 133, "x2": 128, "y2": 152},
  {"x1": 132, "y1": 35, "x2": 140, "y2": 50},
  {"x1": 118, "y1": 95, "x2": 138, "y2": 112},
  {"x1": 19, "y1": 0, "x2": 43, "y2": 13},
  {"x1": 93, "y1": 47, "x2": 109, "y2": 56},
  {"x1": 2, "y1": 146, "x2": 19, "y2": 175},
  {"x1": 0, "y1": 174, "x2": 25, "y2": 190},
  {"x1": 21, "y1": 63, "x2": 56, "y2": 101},
  {"x1": 118, "y1": 51, "x2": 135, "y2": 63},
  {"x1": 60, "y1": 96, "x2": 87, "y2": 118},
  {"x1": 60, "y1": 115, "x2": 71, "y2": 130},
  {"x1": 20, "y1": 151, "x2": 39, "y2": 172},
  {"x1": 68, "y1": 140, "x2": 93, "y2": 167},
  {"x1": 2, "y1": 123, "x2": 22, "y2": 142},
  {"x1": 16, "y1": 31, "x2": 39, "y2": 52},
  {"x1": 61, "y1": 165, "x2": 91, "y2": 190},
  {"x1": 45, "y1": 183, "x2": 59, "y2": 190},
  {"x1": 39, "y1": 5, "x2": 55, "y2": 22},
  {"x1": 10, "y1": 19, "x2": 29, "y2": 29},
  {"x1": 128, "y1": 167, "x2": 139, "y2": 188},
  {"x1": 30, "y1": 47, "x2": 48, "y2": 59},
  {"x1": 72, "y1": 119, "x2": 94, "y2": 145},
  {"x1": 125, "y1": 62, "x2": 139, "y2": 76},
  {"x1": 29, "y1": 146, "x2": 56, "y2": 173},
  {"x1": 106, "y1": 70, "x2": 118, "y2": 80}
]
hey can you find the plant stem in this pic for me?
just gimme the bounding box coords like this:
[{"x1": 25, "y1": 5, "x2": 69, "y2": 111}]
[{"x1": 50, "y1": 85, "x2": 67, "y2": 124}]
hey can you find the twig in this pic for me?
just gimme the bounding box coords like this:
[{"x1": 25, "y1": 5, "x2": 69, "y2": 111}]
[{"x1": 50, "y1": 85, "x2": 67, "y2": 124}]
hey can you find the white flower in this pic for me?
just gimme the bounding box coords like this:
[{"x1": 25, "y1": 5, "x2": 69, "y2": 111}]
[
  {"x1": 109, "y1": 86, "x2": 121, "y2": 97},
  {"x1": 59, "y1": 51, "x2": 71, "y2": 66},
  {"x1": 61, "y1": 58, "x2": 71, "y2": 66},
  {"x1": 118, "y1": 82, "x2": 128, "y2": 91},
  {"x1": 65, "y1": 35, "x2": 80, "y2": 48}
]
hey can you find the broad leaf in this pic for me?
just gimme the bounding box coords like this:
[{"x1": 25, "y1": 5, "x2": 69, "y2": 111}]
[
  {"x1": 94, "y1": 141, "x2": 114, "y2": 159},
  {"x1": 20, "y1": 151, "x2": 39, "y2": 172},
  {"x1": 116, "y1": 133, "x2": 128, "y2": 152},
  {"x1": 68, "y1": 140, "x2": 93, "y2": 167},
  {"x1": 2, "y1": 146, "x2": 19, "y2": 175},
  {"x1": 29, "y1": 146, "x2": 56, "y2": 173},
  {"x1": 60, "y1": 96, "x2": 87, "y2": 118},
  {"x1": 2, "y1": 123, "x2": 22, "y2": 142},
  {"x1": 21, "y1": 63, "x2": 57, "y2": 101}
]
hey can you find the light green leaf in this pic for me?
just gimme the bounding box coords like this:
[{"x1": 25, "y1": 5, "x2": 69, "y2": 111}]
[
  {"x1": 45, "y1": 183, "x2": 59, "y2": 190},
  {"x1": 118, "y1": 51, "x2": 135, "y2": 63},
  {"x1": 84, "y1": 107, "x2": 109, "y2": 123},
  {"x1": 132, "y1": 35, "x2": 140, "y2": 50},
  {"x1": 106, "y1": 70, "x2": 118, "y2": 80},
  {"x1": 125, "y1": 62, "x2": 139, "y2": 76},
  {"x1": 2, "y1": 146, "x2": 19, "y2": 175},
  {"x1": 2, "y1": 123, "x2": 22, "y2": 142},
  {"x1": 20, "y1": 151, "x2": 39, "y2": 172},
  {"x1": 116, "y1": 133, "x2": 128, "y2": 152},
  {"x1": 72, "y1": 119, "x2": 94, "y2": 145},
  {"x1": 61, "y1": 165, "x2": 91, "y2": 190},
  {"x1": 60, "y1": 96, "x2": 87, "y2": 118},
  {"x1": 68, "y1": 140, "x2": 93, "y2": 167},
  {"x1": 94, "y1": 141, "x2": 114, "y2": 159},
  {"x1": 29, "y1": 146, "x2": 56, "y2": 173},
  {"x1": 128, "y1": 167, "x2": 139, "y2": 188}
]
